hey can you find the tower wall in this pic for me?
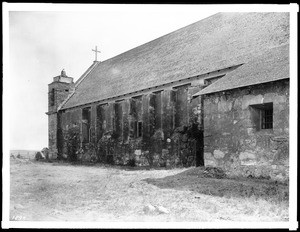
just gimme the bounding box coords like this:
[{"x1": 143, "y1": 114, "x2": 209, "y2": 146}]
[
  {"x1": 46, "y1": 70, "x2": 74, "y2": 159},
  {"x1": 48, "y1": 113, "x2": 58, "y2": 159}
]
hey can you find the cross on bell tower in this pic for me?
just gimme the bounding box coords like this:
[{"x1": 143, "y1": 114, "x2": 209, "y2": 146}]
[{"x1": 92, "y1": 46, "x2": 101, "y2": 62}]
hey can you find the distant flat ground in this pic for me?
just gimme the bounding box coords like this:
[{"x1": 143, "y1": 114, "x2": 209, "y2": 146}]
[
  {"x1": 10, "y1": 150, "x2": 38, "y2": 159},
  {"x1": 10, "y1": 157, "x2": 289, "y2": 223}
]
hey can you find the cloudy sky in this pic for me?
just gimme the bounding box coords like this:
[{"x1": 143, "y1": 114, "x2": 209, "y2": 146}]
[{"x1": 5, "y1": 4, "x2": 218, "y2": 150}]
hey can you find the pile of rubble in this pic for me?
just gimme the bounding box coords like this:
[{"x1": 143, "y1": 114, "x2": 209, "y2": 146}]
[
  {"x1": 143, "y1": 204, "x2": 170, "y2": 215},
  {"x1": 180, "y1": 166, "x2": 226, "y2": 179},
  {"x1": 203, "y1": 167, "x2": 226, "y2": 179},
  {"x1": 35, "y1": 147, "x2": 50, "y2": 161}
]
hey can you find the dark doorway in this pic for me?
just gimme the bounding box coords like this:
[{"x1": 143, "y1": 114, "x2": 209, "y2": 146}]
[
  {"x1": 195, "y1": 129, "x2": 204, "y2": 166},
  {"x1": 193, "y1": 95, "x2": 204, "y2": 167}
]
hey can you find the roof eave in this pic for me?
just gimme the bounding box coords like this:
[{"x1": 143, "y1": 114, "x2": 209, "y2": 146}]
[{"x1": 193, "y1": 77, "x2": 290, "y2": 97}]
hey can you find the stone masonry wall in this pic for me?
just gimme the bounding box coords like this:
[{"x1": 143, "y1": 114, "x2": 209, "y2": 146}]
[
  {"x1": 57, "y1": 84, "x2": 204, "y2": 166},
  {"x1": 48, "y1": 77, "x2": 74, "y2": 159},
  {"x1": 203, "y1": 80, "x2": 289, "y2": 181},
  {"x1": 58, "y1": 108, "x2": 82, "y2": 159},
  {"x1": 48, "y1": 113, "x2": 58, "y2": 159}
]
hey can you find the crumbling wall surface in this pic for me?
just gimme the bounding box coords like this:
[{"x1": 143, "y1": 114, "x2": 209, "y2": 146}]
[
  {"x1": 48, "y1": 82, "x2": 74, "y2": 113},
  {"x1": 48, "y1": 114, "x2": 58, "y2": 159},
  {"x1": 58, "y1": 108, "x2": 82, "y2": 160},
  {"x1": 56, "y1": 84, "x2": 204, "y2": 166},
  {"x1": 169, "y1": 85, "x2": 203, "y2": 167},
  {"x1": 203, "y1": 80, "x2": 289, "y2": 181}
]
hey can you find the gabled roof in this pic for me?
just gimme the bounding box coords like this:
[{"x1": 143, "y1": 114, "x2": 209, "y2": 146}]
[
  {"x1": 193, "y1": 44, "x2": 289, "y2": 96},
  {"x1": 61, "y1": 12, "x2": 289, "y2": 110}
]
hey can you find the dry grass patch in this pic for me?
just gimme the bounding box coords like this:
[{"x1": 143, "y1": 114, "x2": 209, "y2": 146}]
[{"x1": 10, "y1": 158, "x2": 289, "y2": 222}]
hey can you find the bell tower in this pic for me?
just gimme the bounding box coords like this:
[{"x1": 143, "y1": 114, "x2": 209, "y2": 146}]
[{"x1": 46, "y1": 69, "x2": 74, "y2": 159}]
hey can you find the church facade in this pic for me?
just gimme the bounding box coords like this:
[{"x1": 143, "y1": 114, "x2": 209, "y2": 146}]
[{"x1": 46, "y1": 12, "x2": 290, "y2": 180}]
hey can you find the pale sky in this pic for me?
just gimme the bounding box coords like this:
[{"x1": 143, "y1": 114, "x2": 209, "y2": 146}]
[{"x1": 6, "y1": 4, "x2": 217, "y2": 150}]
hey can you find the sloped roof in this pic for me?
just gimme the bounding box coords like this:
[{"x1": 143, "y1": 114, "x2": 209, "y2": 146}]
[
  {"x1": 57, "y1": 61, "x2": 99, "y2": 111},
  {"x1": 61, "y1": 12, "x2": 289, "y2": 109},
  {"x1": 74, "y1": 61, "x2": 100, "y2": 87},
  {"x1": 193, "y1": 44, "x2": 289, "y2": 96}
]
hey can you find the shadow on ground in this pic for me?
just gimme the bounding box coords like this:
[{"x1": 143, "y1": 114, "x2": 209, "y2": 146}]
[
  {"x1": 142, "y1": 167, "x2": 289, "y2": 203},
  {"x1": 50, "y1": 160, "x2": 175, "y2": 170},
  {"x1": 42, "y1": 160, "x2": 289, "y2": 203}
]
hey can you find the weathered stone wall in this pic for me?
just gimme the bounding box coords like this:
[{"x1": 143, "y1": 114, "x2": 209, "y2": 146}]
[
  {"x1": 48, "y1": 113, "x2": 58, "y2": 159},
  {"x1": 58, "y1": 108, "x2": 82, "y2": 159},
  {"x1": 48, "y1": 82, "x2": 74, "y2": 113},
  {"x1": 47, "y1": 75, "x2": 75, "y2": 159},
  {"x1": 203, "y1": 80, "x2": 289, "y2": 181},
  {"x1": 56, "y1": 84, "x2": 204, "y2": 166}
]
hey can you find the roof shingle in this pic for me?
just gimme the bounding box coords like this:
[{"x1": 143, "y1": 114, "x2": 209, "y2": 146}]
[
  {"x1": 61, "y1": 12, "x2": 289, "y2": 109},
  {"x1": 193, "y1": 44, "x2": 289, "y2": 96}
]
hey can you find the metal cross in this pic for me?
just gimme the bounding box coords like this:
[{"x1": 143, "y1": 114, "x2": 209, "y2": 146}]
[{"x1": 92, "y1": 46, "x2": 101, "y2": 61}]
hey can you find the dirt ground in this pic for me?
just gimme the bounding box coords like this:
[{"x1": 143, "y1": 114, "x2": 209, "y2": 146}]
[{"x1": 10, "y1": 156, "x2": 289, "y2": 222}]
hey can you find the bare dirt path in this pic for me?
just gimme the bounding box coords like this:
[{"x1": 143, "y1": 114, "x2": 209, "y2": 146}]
[{"x1": 10, "y1": 158, "x2": 288, "y2": 222}]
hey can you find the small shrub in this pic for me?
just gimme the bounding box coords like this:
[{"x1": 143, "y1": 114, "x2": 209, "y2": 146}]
[
  {"x1": 126, "y1": 158, "x2": 136, "y2": 167},
  {"x1": 106, "y1": 155, "x2": 114, "y2": 165},
  {"x1": 203, "y1": 167, "x2": 226, "y2": 179}
]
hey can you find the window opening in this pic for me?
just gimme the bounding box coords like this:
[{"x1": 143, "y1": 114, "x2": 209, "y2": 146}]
[
  {"x1": 82, "y1": 107, "x2": 91, "y2": 143},
  {"x1": 136, "y1": 121, "x2": 142, "y2": 138},
  {"x1": 261, "y1": 107, "x2": 273, "y2": 129},
  {"x1": 250, "y1": 103, "x2": 273, "y2": 130}
]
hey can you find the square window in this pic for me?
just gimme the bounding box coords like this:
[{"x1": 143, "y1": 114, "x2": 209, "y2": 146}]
[
  {"x1": 250, "y1": 103, "x2": 273, "y2": 130},
  {"x1": 261, "y1": 107, "x2": 273, "y2": 129}
]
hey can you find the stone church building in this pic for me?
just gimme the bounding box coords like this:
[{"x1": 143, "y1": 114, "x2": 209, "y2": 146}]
[{"x1": 47, "y1": 12, "x2": 289, "y2": 180}]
